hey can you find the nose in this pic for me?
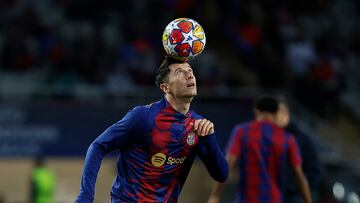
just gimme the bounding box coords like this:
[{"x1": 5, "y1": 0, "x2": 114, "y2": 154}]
[{"x1": 186, "y1": 70, "x2": 194, "y2": 80}]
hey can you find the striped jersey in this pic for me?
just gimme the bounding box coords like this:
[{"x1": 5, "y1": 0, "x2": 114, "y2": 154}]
[
  {"x1": 76, "y1": 98, "x2": 228, "y2": 203},
  {"x1": 227, "y1": 120, "x2": 302, "y2": 203}
]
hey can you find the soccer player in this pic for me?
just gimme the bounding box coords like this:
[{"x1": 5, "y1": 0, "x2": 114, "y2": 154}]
[
  {"x1": 207, "y1": 95, "x2": 312, "y2": 203},
  {"x1": 75, "y1": 56, "x2": 228, "y2": 203}
]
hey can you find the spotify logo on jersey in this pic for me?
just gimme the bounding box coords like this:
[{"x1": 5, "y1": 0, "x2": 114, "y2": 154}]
[
  {"x1": 151, "y1": 153, "x2": 167, "y2": 167},
  {"x1": 151, "y1": 153, "x2": 187, "y2": 167}
]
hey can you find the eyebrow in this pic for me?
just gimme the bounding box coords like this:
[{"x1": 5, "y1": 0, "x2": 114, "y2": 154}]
[{"x1": 174, "y1": 67, "x2": 182, "y2": 73}]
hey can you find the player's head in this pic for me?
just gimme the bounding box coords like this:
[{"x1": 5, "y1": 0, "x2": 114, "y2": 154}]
[
  {"x1": 253, "y1": 95, "x2": 279, "y2": 124},
  {"x1": 155, "y1": 56, "x2": 197, "y2": 98},
  {"x1": 254, "y1": 95, "x2": 279, "y2": 113},
  {"x1": 253, "y1": 95, "x2": 290, "y2": 128}
]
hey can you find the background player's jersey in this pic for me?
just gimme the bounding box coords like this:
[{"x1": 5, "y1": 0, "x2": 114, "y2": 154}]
[
  {"x1": 76, "y1": 98, "x2": 228, "y2": 203},
  {"x1": 227, "y1": 120, "x2": 302, "y2": 203}
]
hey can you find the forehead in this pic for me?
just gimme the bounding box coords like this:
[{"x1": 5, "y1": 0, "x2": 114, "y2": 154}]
[{"x1": 169, "y1": 62, "x2": 192, "y2": 71}]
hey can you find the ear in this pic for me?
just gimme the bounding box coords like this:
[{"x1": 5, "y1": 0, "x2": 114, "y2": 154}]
[{"x1": 160, "y1": 83, "x2": 170, "y2": 94}]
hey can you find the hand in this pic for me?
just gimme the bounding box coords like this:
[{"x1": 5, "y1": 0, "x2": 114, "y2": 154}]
[
  {"x1": 207, "y1": 196, "x2": 220, "y2": 203},
  {"x1": 192, "y1": 119, "x2": 214, "y2": 136}
]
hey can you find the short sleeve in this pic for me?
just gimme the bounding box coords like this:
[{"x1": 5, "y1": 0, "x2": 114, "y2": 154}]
[{"x1": 288, "y1": 134, "x2": 302, "y2": 167}]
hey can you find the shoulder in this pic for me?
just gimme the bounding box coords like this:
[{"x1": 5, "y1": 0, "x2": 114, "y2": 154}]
[
  {"x1": 129, "y1": 99, "x2": 165, "y2": 115},
  {"x1": 127, "y1": 105, "x2": 150, "y2": 118},
  {"x1": 126, "y1": 99, "x2": 170, "y2": 124},
  {"x1": 118, "y1": 102, "x2": 160, "y2": 132}
]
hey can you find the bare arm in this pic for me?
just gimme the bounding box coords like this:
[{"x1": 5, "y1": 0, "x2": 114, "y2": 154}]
[
  {"x1": 207, "y1": 154, "x2": 237, "y2": 203},
  {"x1": 293, "y1": 165, "x2": 313, "y2": 203}
]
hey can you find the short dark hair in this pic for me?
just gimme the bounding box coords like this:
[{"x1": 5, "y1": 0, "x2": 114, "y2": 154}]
[
  {"x1": 254, "y1": 95, "x2": 280, "y2": 113},
  {"x1": 155, "y1": 56, "x2": 185, "y2": 87}
]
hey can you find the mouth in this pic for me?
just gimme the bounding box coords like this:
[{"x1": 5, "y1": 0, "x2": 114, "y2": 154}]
[{"x1": 187, "y1": 83, "x2": 195, "y2": 88}]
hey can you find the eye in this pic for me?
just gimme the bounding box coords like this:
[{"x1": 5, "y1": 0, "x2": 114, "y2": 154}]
[{"x1": 175, "y1": 69, "x2": 184, "y2": 75}]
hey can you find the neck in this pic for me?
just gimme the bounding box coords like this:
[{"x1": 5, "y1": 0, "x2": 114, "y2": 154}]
[
  {"x1": 255, "y1": 113, "x2": 277, "y2": 123},
  {"x1": 165, "y1": 94, "x2": 193, "y2": 115}
]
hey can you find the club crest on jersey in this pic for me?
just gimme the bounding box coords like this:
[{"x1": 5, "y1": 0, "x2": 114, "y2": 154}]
[
  {"x1": 186, "y1": 133, "x2": 195, "y2": 145},
  {"x1": 151, "y1": 153, "x2": 166, "y2": 167}
]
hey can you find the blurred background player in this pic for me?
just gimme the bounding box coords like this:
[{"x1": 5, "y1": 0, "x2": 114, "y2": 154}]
[
  {"x1": 30, "y1": 156, "x2": 56, "y2": 203},
  {"x1": 75, "y1": 56, "x2": 228, "y2": 203},
  {"x1": 207, "y1": 95, "x2": 312, "y2": 203}
]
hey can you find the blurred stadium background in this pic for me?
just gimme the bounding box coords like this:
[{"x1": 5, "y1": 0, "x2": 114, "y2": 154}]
[{"x1": 0, "y1": 0, "x2": 359, "y2": 202}]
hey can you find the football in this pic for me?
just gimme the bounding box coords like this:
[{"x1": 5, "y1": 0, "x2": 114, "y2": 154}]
[{"x1": 162, "y1": 18, "x2": 206, "y2": 61}]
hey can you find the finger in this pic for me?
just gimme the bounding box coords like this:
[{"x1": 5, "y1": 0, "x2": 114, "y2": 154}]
[
  {"x1": 203, "y1": 121, "x2": 214, "y2": 135},
  {"x1": 193, "y1": 119, "x2": 199, "y2": 131},
  {"x1": 198, "y1": 119, "x2": 209, "y2": 136},
  {"x1": 204, "y1": 121, "x2": 214, "y2": 136},
  {"x1": 200, "y1": 120, "x2": 211, "y2": 136},
  {"x1": 194, "y1": 119, "x2": 206, "y2": 132}
]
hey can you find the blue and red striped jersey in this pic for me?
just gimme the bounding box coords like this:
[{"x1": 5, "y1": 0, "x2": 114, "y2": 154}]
[
  {"x1": 227, "y1": 120, "x2": 302, "y2": 203},
  {"x1": 76, "y1": 98, "x2": 228, "y2": 203}
]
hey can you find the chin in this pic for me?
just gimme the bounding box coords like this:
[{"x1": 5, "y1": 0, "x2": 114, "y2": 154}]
[
  {"x1": 183, "y1": 92, "x2": 197, "y2": 98},
  {"x1": 184, "y1": 89, "x2": 197, "y2": 96},
  {"x1": 190, "y1": 91, "x2": 197, "y2": 97}
]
